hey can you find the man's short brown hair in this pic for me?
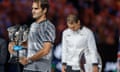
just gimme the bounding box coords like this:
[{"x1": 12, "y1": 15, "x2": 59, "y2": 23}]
[{"x1": 33, "y1": 0, "x2": 49, "y2": 14}]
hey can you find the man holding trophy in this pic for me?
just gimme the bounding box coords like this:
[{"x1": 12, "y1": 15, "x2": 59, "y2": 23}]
[
  {"x1": 62, "y1": 14, "x2": 102, "y2": 72},
  {"x1": 8, "y1": 0, "x2": 56, "y2": 72}
]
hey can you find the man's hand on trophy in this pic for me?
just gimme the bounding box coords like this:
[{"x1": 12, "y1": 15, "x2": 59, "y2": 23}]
[
  {"x1": 19, "y1": 57, "x2": 28, "y2": 65},
  {"x1": 21, "y1": 41, "x2": 28, "y2": 48},
  {"x1": 8, "y1": 42, "x2": 16, "y2": 54}
]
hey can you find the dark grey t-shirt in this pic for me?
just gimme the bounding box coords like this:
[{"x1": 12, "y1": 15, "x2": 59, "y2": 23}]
[{"x1": 24, "y1": 20, "x2": 56, "y2": 72}]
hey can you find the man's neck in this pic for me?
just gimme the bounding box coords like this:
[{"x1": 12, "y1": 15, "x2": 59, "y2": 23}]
[{"x1": 36, "y1": 15, "x2": 46, "y2": 24}]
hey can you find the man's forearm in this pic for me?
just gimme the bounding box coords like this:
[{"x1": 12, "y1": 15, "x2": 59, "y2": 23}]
[
  {"x1": 28, "y1": 48, "x2": 49, "y2": 61},
  {"x1": 28, "y1": 42, "x2": 52, "y2": 61}
]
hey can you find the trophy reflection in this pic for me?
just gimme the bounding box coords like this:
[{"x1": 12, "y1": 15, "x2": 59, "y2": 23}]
[
  {"x1": 7, "y1": 25, "x2": 28, "y2": 63},
  {"x1": 79, "y1": 49, "x2": 102, "y2": 72}
]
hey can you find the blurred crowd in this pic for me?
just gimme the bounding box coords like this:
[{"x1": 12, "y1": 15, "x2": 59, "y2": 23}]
[{"x1": 0, "y1": 0, "x2": 119, "y2": 72}]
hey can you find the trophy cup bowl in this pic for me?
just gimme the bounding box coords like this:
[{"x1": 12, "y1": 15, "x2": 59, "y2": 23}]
[{"x1": 7, "y1": 25, "x2": 28, "y2": 63}]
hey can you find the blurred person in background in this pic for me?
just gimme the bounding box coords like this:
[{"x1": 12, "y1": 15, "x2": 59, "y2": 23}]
[
  {"x1": 62, "y1": 14, "x2": 100, "y2": 72},
  {"x1": 0, "y1": 36, "x2": 8, "y2": 72}
]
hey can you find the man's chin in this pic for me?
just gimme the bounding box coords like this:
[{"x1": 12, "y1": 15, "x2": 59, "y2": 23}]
[
  {"x1": 32, "y1": 16, "x2": 38, "y2": 19},
  {"x1": 32, "y1": 17, "x2": 36, "y2": 19}
]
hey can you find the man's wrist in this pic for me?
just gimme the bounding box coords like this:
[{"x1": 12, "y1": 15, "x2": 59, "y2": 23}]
[
  {"x1": 27, "y1": 58, "x2": 33, "y2": 64},
  {"x1": 62, "y1": 63, "x2": 67, "y2": 66}
]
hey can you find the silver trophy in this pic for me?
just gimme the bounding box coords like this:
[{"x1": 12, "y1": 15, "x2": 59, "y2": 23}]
[
  {"x1": 79, "y1": 49, "x2": 102, "y2": 72},
  {"x1": 7, "y1": 25, "x2": 29, "y2": 63}
]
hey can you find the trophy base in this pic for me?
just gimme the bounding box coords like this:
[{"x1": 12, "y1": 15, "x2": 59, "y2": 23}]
[{"x1": 8, "y1": 56, "x2": 19, "y2": 64}]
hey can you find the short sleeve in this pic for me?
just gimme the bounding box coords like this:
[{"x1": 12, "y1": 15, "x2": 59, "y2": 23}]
[{"x1": 43, "y1": 23, "x2": 56, "y2": 44}]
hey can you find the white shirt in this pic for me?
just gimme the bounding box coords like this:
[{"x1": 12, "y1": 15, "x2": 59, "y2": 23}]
[{"x1": 62, "y1": 26, "x2": 98, "y2": 70}]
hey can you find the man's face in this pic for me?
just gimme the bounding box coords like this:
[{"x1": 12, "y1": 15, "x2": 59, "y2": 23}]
[
  {"x1": 67, "y1": 21, "x2": 80, "y2": 31},
  {"x1": 32, "y1": 2, "x2": 44, "y2": 19}
]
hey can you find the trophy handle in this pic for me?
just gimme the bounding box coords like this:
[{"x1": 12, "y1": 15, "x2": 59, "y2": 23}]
[
  {"x1": 79, "y1": 49, "x2": 102, "y2": 72},
  {"x1": 79, "y1": 49, "x2": 86, "y2": 72},
  {"x1": 97, "y1": 53, "x2": 102, "y2": 72}
]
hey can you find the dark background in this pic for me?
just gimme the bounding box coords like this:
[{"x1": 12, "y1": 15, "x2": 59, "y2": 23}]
[{"x1": 0, "y1": 0, "x2": 119, "y2": 72}]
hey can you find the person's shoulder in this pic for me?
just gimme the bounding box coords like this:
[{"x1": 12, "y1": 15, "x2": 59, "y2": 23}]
[
  {"x1": 44, "y1": 20, "x2": 55, "y2": 31},
  {"x1": 82, "y1": 26, "x2": 93, "y2": 34},
  {"x1": 63, "y1": 28, "x2": 71, "y2": 34},
  {"x1": 47, "y1": 20, "x2": 55, "y2": 27},
  {"x1": 31, "y1": 22, "x2": 36, "y2": 26}
]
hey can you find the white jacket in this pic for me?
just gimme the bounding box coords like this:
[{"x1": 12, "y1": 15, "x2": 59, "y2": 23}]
[{"x1": 62, "y1": 26, "x2": 98, "y2": 70}]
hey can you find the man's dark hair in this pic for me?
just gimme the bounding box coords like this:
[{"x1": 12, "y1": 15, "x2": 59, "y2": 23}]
[
  {"x1": 67, "y1": 14, "x2": 80, "y2": 23},
  {"x1": 33, "y1": 0, "x2": 49, "y2": 14},
  {"x1": 67, "y1": 14, "x2": 83, "y2": 29}
]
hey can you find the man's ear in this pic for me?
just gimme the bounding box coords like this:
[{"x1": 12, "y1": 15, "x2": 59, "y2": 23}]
[
  {"x1": 78, "y1": 20, "x2": 80, "y2": 24},
  {"x1": 43, "y1": 8, "x2": 47, "y2": 14}
]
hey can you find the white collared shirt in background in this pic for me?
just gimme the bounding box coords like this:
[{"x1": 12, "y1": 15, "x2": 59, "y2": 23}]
[{"x1": 62, "y1": 26, "x2": 98, "y2": 70}]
